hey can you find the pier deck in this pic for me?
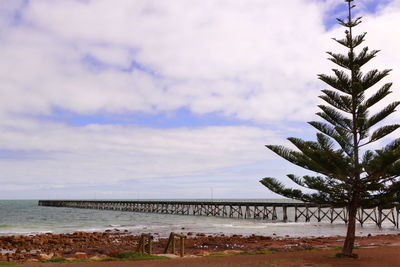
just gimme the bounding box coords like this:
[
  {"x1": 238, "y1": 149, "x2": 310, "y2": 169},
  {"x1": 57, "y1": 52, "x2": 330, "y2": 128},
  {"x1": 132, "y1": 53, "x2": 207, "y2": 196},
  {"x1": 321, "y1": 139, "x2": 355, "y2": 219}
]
[{"x1": 38, "y1": 200, "x2": 400, "y2": 228}]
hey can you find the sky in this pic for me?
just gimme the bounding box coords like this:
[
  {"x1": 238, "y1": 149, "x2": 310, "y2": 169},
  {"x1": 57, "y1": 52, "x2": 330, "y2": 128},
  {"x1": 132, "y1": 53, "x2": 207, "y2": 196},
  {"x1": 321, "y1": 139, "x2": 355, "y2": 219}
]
[{"x1": 0, "y1": 0, "x2": 399, "y2": 200}]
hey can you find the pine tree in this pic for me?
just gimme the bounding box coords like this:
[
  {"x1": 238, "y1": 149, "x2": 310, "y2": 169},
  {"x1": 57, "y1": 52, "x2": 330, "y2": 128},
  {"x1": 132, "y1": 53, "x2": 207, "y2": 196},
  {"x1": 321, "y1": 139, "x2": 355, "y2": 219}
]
[{"x1": 260, "y1": 0, "x2": 400, "y2": 257}]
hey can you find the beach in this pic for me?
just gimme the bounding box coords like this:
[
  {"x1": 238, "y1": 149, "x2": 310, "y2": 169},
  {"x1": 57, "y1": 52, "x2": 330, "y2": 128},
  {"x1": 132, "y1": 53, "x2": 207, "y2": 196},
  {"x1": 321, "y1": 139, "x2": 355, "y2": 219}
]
[{"x1": 2, "y1": 231, "x2": 400, "y2": 263}]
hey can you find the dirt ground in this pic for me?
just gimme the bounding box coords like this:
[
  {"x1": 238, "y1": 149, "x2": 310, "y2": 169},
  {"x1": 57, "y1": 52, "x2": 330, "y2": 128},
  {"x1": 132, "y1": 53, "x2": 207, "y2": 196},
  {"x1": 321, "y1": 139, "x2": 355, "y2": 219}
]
[{"x1": 22, "y1": 246, "x2": 400, "y2": 267}]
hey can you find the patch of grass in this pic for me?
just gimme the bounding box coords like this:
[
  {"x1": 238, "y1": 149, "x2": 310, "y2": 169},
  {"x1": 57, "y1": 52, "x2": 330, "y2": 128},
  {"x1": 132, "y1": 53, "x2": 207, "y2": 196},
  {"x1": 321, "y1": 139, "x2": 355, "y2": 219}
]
[
  {"x1": 69, "y1": 259, "x2": 92, "y2": 263},
  {"x1": 41, "y1": 257, "x2": 68, "y2": 263},
  {"x1": 114, "y1": 251, "x2": 168, "y2": 261},
  {"x1": 0, "y1": 262, "x2": 20, "y2": 266},
  {"x1": 206, "y1": 253, "x2": 231, "y2": 257},
  {"x1": 332, "y1": 246, "x2": 363, "y2": 251},
  {"x1": 99, "y1": 257, "x2": 118, "y2": 262},
  {"x1": 39, "y1": 252, "x2": 168, "y2": 264},
  {"x1": 40, "y1": 257, "x2": 92, "y2": 264},
  {"x1": 335, "y1": 252, "x2": 359, "y2": 259},
  {"x1": 237, "y1": 249, "x2": 273, "y2": 255},
  {"x1": 206, "y1": 249, "x2": 272, "y2": 258}
]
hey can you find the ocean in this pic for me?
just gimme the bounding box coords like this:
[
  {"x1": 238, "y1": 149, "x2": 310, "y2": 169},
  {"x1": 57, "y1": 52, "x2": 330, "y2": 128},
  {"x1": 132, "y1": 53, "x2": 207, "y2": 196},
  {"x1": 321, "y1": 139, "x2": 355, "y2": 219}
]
[{"x1": 1, "y1": 200, "x2": 399, "y2": 238}]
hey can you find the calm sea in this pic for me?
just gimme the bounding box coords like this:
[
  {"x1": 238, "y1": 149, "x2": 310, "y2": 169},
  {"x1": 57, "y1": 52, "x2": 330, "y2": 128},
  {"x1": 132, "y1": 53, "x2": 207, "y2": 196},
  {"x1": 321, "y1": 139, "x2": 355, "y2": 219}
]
[{"x1": 0, "y1": 200, "x2": 398, "y2": 237}]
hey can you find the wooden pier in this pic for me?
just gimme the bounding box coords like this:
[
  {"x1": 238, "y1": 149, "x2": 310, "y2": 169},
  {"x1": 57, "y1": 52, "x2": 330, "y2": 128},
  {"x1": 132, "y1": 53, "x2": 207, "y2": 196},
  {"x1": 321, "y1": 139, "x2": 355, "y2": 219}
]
[{"x1": 38, "y1": 200, "x2": 400, "y2": 228}]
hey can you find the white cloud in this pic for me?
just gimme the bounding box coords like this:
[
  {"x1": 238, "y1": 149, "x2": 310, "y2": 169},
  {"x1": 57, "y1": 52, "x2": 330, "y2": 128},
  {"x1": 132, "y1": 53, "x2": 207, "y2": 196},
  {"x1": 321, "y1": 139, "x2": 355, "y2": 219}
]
[
  {"x1": 0, "y1": 117, "x2": 282, "y2": 186},
  {"x1": 0, "y1": 0, "x2": 399, "y2": 198},
  {"x1": 1, "y1": 0, "x2": 398, "y2": 123},
  {"x1": 0, "y1": 0, "x2": 333, "y2": 122}
]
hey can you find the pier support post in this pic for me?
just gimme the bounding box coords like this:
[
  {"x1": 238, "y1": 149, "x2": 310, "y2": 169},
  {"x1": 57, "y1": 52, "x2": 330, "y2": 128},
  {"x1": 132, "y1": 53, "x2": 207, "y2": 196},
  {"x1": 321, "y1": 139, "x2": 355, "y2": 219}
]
[{"x1": 283, "y1": 205, "x2": 288, "y2": 221}]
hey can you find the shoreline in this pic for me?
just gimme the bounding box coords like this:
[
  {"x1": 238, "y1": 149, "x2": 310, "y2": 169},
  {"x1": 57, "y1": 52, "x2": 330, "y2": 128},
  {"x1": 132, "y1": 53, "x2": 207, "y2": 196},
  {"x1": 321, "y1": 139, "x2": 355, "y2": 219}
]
[
  {"x1": 2, "y1": 220, "x2": 399, "y2": 239},
  {"x1": 2, "y1": 230, "x2": 400, "y2": 262}
]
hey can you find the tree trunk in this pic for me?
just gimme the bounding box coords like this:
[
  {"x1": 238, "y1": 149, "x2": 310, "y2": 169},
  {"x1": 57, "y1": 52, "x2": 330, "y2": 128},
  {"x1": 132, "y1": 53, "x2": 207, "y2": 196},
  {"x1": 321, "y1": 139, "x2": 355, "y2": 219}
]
[{"x1": 341, "y1": 203, "x2": 358, "y2": 257}]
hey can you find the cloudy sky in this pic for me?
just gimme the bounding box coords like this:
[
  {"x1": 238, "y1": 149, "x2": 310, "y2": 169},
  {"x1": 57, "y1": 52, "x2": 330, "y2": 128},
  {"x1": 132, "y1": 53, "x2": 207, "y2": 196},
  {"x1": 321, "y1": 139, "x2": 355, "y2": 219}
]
[{"x1": 0, "y1": 0, "x2": 399, "y2": 200}]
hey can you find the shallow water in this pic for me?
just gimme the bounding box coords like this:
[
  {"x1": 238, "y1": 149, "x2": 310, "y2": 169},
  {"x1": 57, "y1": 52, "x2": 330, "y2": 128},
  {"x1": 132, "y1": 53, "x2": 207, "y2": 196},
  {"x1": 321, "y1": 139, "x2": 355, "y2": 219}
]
[{"x1": 0, "y1": 200, "x2": 399, "y2": 237}]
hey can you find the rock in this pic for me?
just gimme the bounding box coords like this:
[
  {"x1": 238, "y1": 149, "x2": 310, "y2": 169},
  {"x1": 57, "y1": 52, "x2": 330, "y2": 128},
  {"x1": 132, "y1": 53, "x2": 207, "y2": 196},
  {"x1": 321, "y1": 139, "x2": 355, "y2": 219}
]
[
  {"x1": 197, "y1": 251, "x2": 210, "y2": 256},
  {"x1": 74, "y1": 252, "x2": 88, "y2": 260},
  {"x1": 14, "y1": 253, "x2": 24, "y2": 260},
  {"x1": 38, "y1": 253, "x2": 52, "y2": 261}
]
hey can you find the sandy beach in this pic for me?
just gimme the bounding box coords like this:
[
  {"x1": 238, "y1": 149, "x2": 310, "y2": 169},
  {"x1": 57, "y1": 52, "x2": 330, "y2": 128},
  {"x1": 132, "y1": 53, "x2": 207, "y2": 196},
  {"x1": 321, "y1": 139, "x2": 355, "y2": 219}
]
[{"x1": 2, "y1": 231, "x2": 400, "y2": 266}]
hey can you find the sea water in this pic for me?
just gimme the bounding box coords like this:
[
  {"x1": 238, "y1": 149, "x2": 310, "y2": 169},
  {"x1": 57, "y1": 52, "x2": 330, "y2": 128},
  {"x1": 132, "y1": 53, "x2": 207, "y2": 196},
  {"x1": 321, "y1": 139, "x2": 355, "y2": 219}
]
[{"x1": 0, "y1": 200, "x2": 399, "y2": 237}]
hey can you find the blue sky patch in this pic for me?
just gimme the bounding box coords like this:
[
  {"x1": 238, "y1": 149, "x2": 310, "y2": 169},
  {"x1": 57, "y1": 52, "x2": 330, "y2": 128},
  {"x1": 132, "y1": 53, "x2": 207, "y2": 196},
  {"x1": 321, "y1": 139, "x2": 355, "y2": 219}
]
[
  {"x1": 36, "y1": 107, "x2": 258, "y2": 128},
  {"x1": 0, "y1": 149, "x2": 50, "y2": 160},
  {"x1": 81, "y1": 54, "x2": 109, "y2": 72},
  {"x1": 322, "y1": 0, "x2": 393, "y2": 30}
]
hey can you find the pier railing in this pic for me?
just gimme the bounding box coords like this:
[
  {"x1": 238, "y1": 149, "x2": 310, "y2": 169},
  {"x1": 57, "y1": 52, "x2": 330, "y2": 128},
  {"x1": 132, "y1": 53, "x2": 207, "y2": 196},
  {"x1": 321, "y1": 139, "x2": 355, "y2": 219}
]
[{"x1": 38, "y1": 200, "x2": 400, "y2": 228}]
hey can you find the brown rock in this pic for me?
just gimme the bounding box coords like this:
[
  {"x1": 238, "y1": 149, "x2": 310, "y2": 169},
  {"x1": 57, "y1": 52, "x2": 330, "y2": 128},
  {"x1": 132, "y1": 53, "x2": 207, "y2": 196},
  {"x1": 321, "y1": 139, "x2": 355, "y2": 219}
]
[
  {"x1": 6, "y1": 253, "x2": 13, "y2": 261},
  {"x1": 38, "y1": 253, "x2": 52, "y2": 261},
  {"x1": 197, "y1": 251, "x2": 210, "y2": 256},
  {"x1": 74, "y1": 252, "x2": 87, "y2": 260}
]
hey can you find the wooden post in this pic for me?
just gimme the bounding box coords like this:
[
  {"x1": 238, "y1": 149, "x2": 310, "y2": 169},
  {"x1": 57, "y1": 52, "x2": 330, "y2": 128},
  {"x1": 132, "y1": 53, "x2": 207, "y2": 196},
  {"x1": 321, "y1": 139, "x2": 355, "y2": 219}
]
[
  {"x1": 317, "y1": 205, "x2": 321, "y2": 222},
  {"x1": 378, "y1": 207, "x2": 382, "y2": 228},
  {"x1": 283, "y1": 205, "x2": 288, "y2": 221},
  {"x1": 164, "y1": 232, "x2": 185, "y2": 257},
  {"x1": 164, "y1": 232, "x2": 173, "y2": 254},
  {"x1": 180, "y1": 236, "x2": 184, "y2": 257},
  {"x1": 136, "y1": 234, "x2": 153, "y2": 254},
  {"x1": 148, "y1": 236, "x2": 152, "y2": 254}
]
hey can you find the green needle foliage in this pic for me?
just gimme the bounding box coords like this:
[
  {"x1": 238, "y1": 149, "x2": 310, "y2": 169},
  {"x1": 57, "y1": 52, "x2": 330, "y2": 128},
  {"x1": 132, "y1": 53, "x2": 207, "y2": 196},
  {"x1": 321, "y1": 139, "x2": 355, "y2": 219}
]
[{"x1": 260, "y1": 0, "x2": 400, "y2": 257}]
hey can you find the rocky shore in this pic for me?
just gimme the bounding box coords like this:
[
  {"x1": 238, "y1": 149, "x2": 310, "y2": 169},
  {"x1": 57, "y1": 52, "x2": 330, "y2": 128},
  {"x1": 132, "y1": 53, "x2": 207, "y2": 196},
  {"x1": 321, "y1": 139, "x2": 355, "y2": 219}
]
[{"x1": 1, "y1": 231, "x2": 400, "y2": 262}]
